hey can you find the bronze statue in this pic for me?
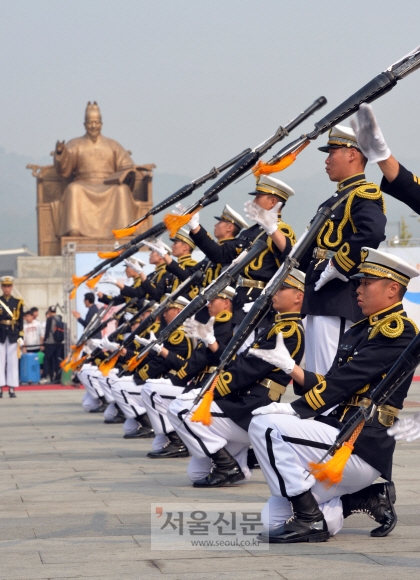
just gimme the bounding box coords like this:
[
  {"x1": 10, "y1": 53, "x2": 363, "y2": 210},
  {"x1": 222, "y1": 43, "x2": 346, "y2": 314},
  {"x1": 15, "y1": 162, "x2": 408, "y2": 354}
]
[{"x1": 50, "y1": 102, "x2": 152, "y2": 239}]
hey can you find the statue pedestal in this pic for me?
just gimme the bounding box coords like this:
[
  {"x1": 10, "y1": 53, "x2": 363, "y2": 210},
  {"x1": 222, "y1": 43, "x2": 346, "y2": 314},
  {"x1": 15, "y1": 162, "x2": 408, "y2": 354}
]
[{"x1": 60, "y1": 236, "x2": 137, "y2": 254}]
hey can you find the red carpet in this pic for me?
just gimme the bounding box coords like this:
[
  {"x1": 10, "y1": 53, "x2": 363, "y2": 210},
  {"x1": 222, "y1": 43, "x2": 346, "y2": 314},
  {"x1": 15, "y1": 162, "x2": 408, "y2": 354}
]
[{"x1": 17, "y1": 384, "x2": 84, "y2": 391}]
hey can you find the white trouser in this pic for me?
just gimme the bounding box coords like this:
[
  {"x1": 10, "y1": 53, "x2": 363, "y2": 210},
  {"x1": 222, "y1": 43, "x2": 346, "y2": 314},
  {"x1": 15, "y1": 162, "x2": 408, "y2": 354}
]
[
  {"x1": 81, "y1": 392, "x2": 100, "y2": 412},
  {"x1": 0, "y1": 338, "x2": 19, "y2": 387},
  {"x1": 168, "y1": 398, "x2": 251, "y2": 481},
  {"x1": 141, "y1": 379, "x2": 185, "y2": 436},
  {"x1": 104, "y1": 402, "x2": 118, "y2": 420},
  {"x1": 78, "y1": 365, "x2": 103, "y2": 400},
  {"x1": 249, "y1": 414, "x2": 380, "y2": 535},
  {"x1": 109, "y1": 375, "x2": 147, "y2": 419},
  {"x1": 305, "y1": 315, "x2": 352, "y2": 374},
  {"x1": 96, "y1": 371, "x2": 116, "y2": 403}
]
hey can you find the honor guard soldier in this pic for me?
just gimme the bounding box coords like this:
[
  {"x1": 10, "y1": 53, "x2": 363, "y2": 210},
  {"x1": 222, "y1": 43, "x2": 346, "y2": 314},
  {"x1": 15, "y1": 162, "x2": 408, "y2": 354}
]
[
  {"x1": 0, "y1": 276, "x2": 24, "y2": 397},
  {"x1": 168, "y1": 269, "x2": 305, "y2": 487},
  {"x1": 248, "y1": 248, "x2": 418, "y2": 543},
  {"x1": 150, "y1": 205, "x2": 248, "y2": 323},
  {"x1": 352, "y1": 103, "x2": 420, "y2": 215},
  {"x1": 97, "y1": 257, "x2": 146, "y2": 310},
  {"x1": 141, "y1": 286, "x2": 235, "y2": 459},
  {"x1": 108, "y1": 295, "x2": 194, "y2": 439},
  {"x1": 139, "y1": 230, "x2": 198, "y2": 302},
  {"x1": 120, "y1": 244, "x2": 171, "y2": 305},
  {"x1": 188, "y1": 176, "x2": 296, "y2": 324},
  {"x1": 255, "y1": 125, "x2": 386, "y2": 374}
]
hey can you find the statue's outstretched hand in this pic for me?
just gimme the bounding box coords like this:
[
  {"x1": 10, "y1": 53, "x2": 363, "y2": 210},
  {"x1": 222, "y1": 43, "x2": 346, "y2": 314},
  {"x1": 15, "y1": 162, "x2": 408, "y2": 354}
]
[{"x1": 55, "y1": 140, "x2": 65, "y2": 154}]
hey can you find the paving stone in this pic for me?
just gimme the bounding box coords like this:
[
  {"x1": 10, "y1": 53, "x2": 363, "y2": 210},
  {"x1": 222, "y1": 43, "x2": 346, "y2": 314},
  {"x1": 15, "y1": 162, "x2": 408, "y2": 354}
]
[{"x1": 0, "y1": 387, "x2": 419, "y2": 580}]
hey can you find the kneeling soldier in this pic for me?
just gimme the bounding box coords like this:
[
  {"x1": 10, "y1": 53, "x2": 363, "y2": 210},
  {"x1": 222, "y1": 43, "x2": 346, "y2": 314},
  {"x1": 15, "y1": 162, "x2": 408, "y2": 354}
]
[
  {"x1": 249, "y1": 248, "x2": 418, "y2": 543},
  {"x1": 168, "y1": 269, "x2": 305, "y2": 487}
]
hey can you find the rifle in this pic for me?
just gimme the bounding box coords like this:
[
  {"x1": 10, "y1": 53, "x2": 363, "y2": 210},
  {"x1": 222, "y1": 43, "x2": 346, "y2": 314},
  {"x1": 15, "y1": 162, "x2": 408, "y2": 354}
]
[
  {"x1": 254, "y1": 45, "x2": 420, "y2": 177},
  {"x1": 98, "y1": 270, "x2": 203, "y2": 375},
  {"x1": 112, "y1": 149, "x2": 252, "y2": 239},
  {"x1": 83, "y1": 300, "x2": 156, "y2": 365},
  {"x1": 118, "y1": 238, "x2": 268, "y2": 376},
  {"x1": 308, "y1": 330, "x2": 420, "y2": 483},
  {"x1": 188, "y1": 203, "x2": 335, "y2": 423},
  {"x1": 70, "y1": 97, "x2": 327, "y2": 294}
]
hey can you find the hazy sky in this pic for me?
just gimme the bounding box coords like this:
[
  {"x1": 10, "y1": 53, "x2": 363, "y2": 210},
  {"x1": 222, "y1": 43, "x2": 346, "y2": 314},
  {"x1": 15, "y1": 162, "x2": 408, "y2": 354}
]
[{"x1": 1, "y1": 0, "x2": 420, "y2": 251}]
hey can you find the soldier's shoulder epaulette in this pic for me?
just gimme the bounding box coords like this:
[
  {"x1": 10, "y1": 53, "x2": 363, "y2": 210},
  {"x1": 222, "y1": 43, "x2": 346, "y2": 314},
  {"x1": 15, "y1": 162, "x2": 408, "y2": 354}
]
[
  {"x1": 268, "y1": 319, "x2": 300, "y2": 339},
  {"x1": 183, "y1": 258, "x2": 198, "y2": 267},
  {"x1": 168, "y1": 329, "x2": 186, "y2": 345},
  {"x1": 353, "y1": 183, "x2": 382, "y2": 201},
  {"x1": 215, "y1": 310, "x2": 233, "y2": 323},
  {"x1": 369, "y1": 312, "x2": 417, "y2": 340}
]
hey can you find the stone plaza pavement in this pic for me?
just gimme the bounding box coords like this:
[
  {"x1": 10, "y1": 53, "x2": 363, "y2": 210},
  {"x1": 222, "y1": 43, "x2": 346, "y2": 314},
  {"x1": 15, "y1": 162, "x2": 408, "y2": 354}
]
[{"x1": 1, "y1": 385, "x2": 420, "y2": 580}]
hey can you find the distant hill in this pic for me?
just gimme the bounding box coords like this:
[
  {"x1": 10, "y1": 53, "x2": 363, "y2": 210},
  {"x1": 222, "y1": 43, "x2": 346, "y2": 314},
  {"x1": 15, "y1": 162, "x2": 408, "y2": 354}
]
[{"x1": 1, "y1": 145, "x2": 419, "y2": 252}]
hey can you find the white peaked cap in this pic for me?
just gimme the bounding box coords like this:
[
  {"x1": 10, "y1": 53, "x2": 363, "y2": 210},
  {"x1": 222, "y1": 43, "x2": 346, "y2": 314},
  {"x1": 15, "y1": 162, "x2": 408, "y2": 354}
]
[{"x1": 352, "y1": 247, "x2": 419, "y2": 287}]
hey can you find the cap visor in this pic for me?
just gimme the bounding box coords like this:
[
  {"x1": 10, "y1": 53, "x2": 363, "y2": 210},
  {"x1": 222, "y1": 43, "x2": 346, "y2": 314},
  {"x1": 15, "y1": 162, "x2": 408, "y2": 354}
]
[
  {"x1": 350, "y1": 273, "x2": 382, "y2": 280},
  {"x1": 318, "y1": 145, "x2": 343, "y2": 153}
]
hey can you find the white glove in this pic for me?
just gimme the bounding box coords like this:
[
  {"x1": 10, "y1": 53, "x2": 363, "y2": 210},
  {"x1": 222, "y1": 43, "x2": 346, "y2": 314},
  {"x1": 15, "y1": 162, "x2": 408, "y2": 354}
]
[
  {"x1": 135, "y1": 331, "x2": 163, "y2": 354},
  {"x1": 244, "y1": 199, "x2": 281, "y2": 236},
  {"x1": 86, "y1": 338, "x2": 103, "y2": 352},
  {"x1": 151, "y1": 342, "x2": 163, "y2": 355},
  {"x1": 350, "y1": 104, "x2": 391, "y2": 164},
  {"x1": 243, "y1": 301, "x2": 255, "y2": 313},
  {"x1": 249, "y1": 332, "x2": 295, "y2": 374},
  {"x1": 252, "y1": 402, "x2": 298, "y2": 416},
  {"x1": 314, "y1": 260, "x2": 348, "y2": 292},
  {"x1": 187, "y1": 211, "x2": 200, "y2": 231},
  {"x1": 173, "y1": 202, "x2": 187, "y2": 215},
  {"x1": 128, "y1": 261, "x2": 143, "y2": 274},
  {"x1": 102, "y1": 274, "x2": 118, "y2": 286},
  {"x1": 142, "y1": 239, "x2": 168, "y2": 258},
  {"x1": 17, "y1": 337, "x2": 24, "y2": 347},
  {"x1": 388, "y1": 412, "x2": 420, "y2": 442},
  {"x1": 177, "y1": 388, "x2": 201, "y2": 401},
  {"x1": 102, "y1": 336, "x2": 119, "y2": 352},
  {"x1": 184, "y1": 316, "x2": 216, "y2": 346}
]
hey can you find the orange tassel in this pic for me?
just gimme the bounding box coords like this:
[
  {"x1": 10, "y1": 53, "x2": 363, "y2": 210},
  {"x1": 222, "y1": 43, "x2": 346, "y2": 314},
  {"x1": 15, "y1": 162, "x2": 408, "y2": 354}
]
[
  {"x1": 97, "y1": 250, "x2": 121, "y2": 259},
  {"x1": 308, "y1": 421, "x2": 365, "y2": 488},
  {"x1": 72, "y1": 274, "x2": 89, "y2": 287},
  {"x1": 113, "y1": 225, "x2": 137, "y2": 239},
  {"x1": 126, "y1": 352, "x2": 147, "y2": 372},
  {"x1": 60, "y1": 355, "x2": 72, "y2": 371},
  {"x1": 191, "y1": 375, "x2": 219, "y2": 426},
  {"x1": 86, "y1": 273, "x2": 104, "y2": 289},
  {"x1": 71, "y1": 344, "x2": 83, "y2": 358},
  {"x1": 163, "y1": 213, "x2": 193, "y2": 237},
  {"x1": 69, "y1": 287, "x2": 77, "y2": 300},
  {"x1": 99, "y1": 352, "x2": 120, "y2": 376},
  {"x1": 70, "y1": 354, "x2": 88, "y2": 371},
  {"x1": 253, "y1": 141, "x2": 310, "y2": 177}
]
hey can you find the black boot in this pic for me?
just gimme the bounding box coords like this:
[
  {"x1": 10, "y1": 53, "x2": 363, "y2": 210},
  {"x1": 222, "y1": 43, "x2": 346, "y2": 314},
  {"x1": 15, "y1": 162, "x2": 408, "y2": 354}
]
[
  {"x1": 0, "y1": 387, "x2": 3, "y2": 398},
  {"x1": 193, "y1": 448, "x2": 245, "y2": 487},
  {"x1": 147, "y1": 431, "x2": 189, "y2": 458},
  {"x1": 104, "y1": 413, "x2": 125, "y2": 424},
  {"x1": 247, "y1": 447, "x2": 260, "y2": 469},
  {"x1": 259, "y1": 490, "x2": 330, "y2": 544},
  {"x1": 124, "y1": 414, "x2": 155, "y2": 439},
  {"x1": 9, "y1": 388, "x2": 16, "y2": 398},
  {"x1": 341, "y1": 481, "x2": 397, "y2": 537},
  {"x1": 89, "y1": 396, "x2": 108, "y2": 413}
]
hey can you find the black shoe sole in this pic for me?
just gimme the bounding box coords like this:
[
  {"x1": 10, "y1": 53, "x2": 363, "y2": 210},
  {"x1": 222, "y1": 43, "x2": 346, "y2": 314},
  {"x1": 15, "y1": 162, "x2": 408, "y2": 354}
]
[
  {"x1": 147, "y1": 450, "x2": 189, "y2": 458},
  {"x1": 370, "y1": 482, "x2": 397, "y2": 538},
  {"x1": 193, "y1": 471, "x2": 245, "y2": 488},
  {"x1": 260, "y1": 531, "x2": 330, "y2": 544},
  {"x1": 123, "y1": 431, "x2": 155, "y2": 439}
]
